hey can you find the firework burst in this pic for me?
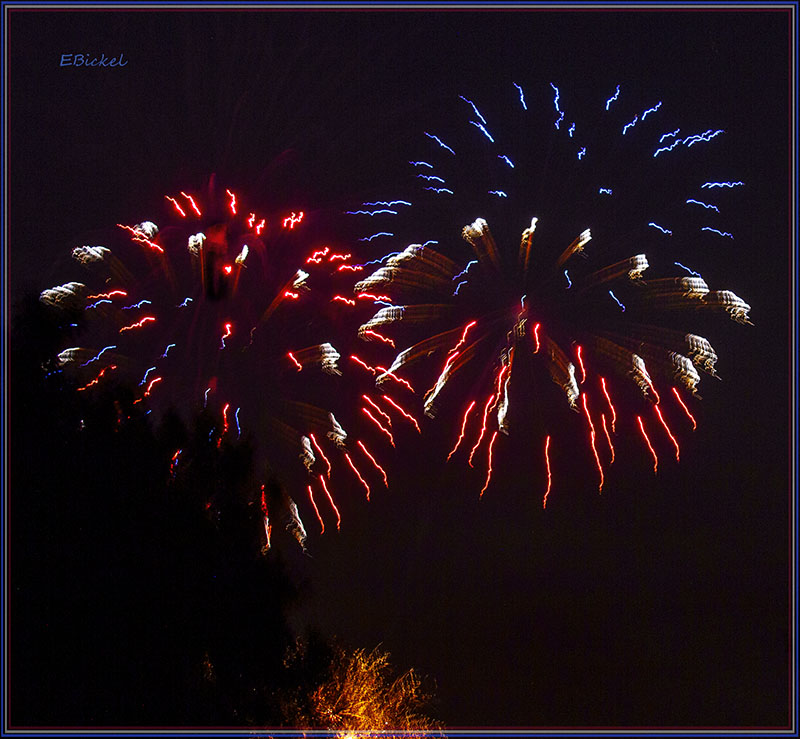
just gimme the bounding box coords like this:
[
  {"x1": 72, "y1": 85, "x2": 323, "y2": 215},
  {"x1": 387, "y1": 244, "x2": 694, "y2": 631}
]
[
  {"x1": 41, "y1": 176, "x2": 394, "y2": 550},
  {"x1": 347, "y1": 82, "x2": 752, "y2": 506}
]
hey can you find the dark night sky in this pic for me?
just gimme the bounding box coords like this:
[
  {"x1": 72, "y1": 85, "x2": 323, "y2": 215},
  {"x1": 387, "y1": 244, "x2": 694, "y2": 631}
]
[{"x1": 5, "y1": 4, "x2": 794, "y2": 732}]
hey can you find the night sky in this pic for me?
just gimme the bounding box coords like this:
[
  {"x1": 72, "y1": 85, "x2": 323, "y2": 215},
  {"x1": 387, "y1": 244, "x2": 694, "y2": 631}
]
[{"x1": 6, "y1": 5, "x2": 794, "y2": 733}]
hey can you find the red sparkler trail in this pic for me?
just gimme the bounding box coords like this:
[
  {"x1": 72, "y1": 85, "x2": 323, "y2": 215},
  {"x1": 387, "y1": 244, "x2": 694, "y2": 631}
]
[
  {"x1": 344, "y1": 452, "x2": 371, "y2": 501},
  {"x1": 222, "y1": 403, "x2": 230, "y2": 435},
  {"x1": 381, "y1": 395, "x2": 421, "y2": 433},
  {"x1": 448, "y1": 400, "x2": 476, "y2": 460},
  {"x1": 362, "y1": 395, "x2": 392, "y2": 426},
  {"x1": 542, "y1": 435, "x2": 552, "y2": 509},
  {"x1": 363, "y1": 330, "x2": 395, "y2": 347},
  {"x1": 309, "y1": 433, "x2": 332, "y2": 477},
  {"x1": 117, "y1": 224, "x2": 165, "y2": 253},
  {"x1": 180, "y1": 191, "x2": 202, "y2": 217},
  {"x1": 307, "y1": 484, "x2": 325, "y2": 534},
  {"x1": 306, "y1": 247, "x2": 330, "y2": 264},
  {"x1": 318, "y1": 474, "x2": 341, "y2": 530},
  {"x1": 600, "y1": 376, "x2": 617, "y2": 433},
  {"x1": 671, "y1": 386, "x2": 697, "y2": 430},
  {"x1": 76, "y1": 364, "x2": 117, "y2": 391},
  {"x1": 287, "y1": 352, "x2": 303, "y2": 371},
  {"x1": 468, "y1": 394, "x2": 496, "y2": 468},
  {"x1": 532, "y1": 322, "x2": 541, "y2": 353},
  {"x1": 283, "y1": 290, "x2": 300, "y2": 299},
  {"x1": 338, "y1": 264, "x2": 364, "y2": 272},
  {"x1": 637, "y1": 416, "x2": 658, "y2": 474},
  {"x1": 328, "y1": 252, "x2": 351, "y2": 262},
  {"x1": 600, "y1": 413, "x2": 615, "y2": 463},
  {"x1": 254, "y1": 218, "x2": 266, "y2": 235},
  {"x1": 165, "y1": 196, "x2": 186, "y2": 217},
  {"x1": 654, "y1": 404, "x2": 680, "y2": 461},
  {"x1": 361, "y1": 407, "x2": 396, "y2": 447},
  {"x1": 133, "y1": 375, "x2": 163, "y2": 404},
  {"x1": 480, "y1": 431, "x2": 499, "y2": 498},
  {"x1": 87, "y1": 289, "x2": 127, "y2": 300},
  {"x1": 119, "y1": 316, "x2": 156, "y2": 333},
  {"x1": 357, "y1": 440, "x2": 388, "y2": 487},
  {"x1": 357, "y1": 292, "x2": 392, "y2": 303},
  {"x1": 333, "y1": 295, "x2": 357, "y2": 306},
  {"x1": 282, "y1": 211, "x2": 304, "y2": 229},
  {"x1": 581, "y1": 392, "x2": 604, "y2": 491},
  {"x1": 350, "y1": 355, "x2": 376, "y2": 374},
  {"x1": 226, "y1": 189, "x2": 237, "y2": 215},
  {"x1": 375, "y1": 366, "x2": 415, "y2": 393},
  {"x1": 449, "y1": 320, "x2": 477, "y2": 355},
  {"x1": 576, "y1": 344, "x2": 586, "y2": 384}
]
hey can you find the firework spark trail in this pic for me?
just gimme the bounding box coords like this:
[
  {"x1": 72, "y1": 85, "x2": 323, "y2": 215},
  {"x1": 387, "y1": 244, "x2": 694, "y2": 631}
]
[
  {"x1": 361, "y1": 407, "x2": 396, "y2": 447},
  {"x1": 600, "y1": 413, "x2": 615, "y2": 463},
  {"x1": 686, "y1": 199, "x2": 720, "y2": 212},
  {"x1": 608, "y1": 290, "x2": 626, "y2": 312},
  {"x1": 600, "y1": 377, "x2": 617, "y2": 433},
  {"x1": 118, "y1": 316, "x2": 156, "y2": 333},
  {"x1": 363, "y1": 330, "x2": 396, "y2": 347},
  {"x1": 117, "y1": 224, "x2": 164, "y2": 253},
  {"x1": 79, "y1": 345, "x2": 117, "y2": 367},
  {"x1": 637, "y1": 416, "x2": 659, "y2": 474},
  {"x1": 282, "y1": 211, "x2": 304, "y2": 228},
  {"x1": 581, "y1": 392, "x2": 604, "y2": 491},
  {"x1": 318, "y1": 474, "x2": 341, "y2": 530},
  {"x1": 219, "y1": 321, "x2": 233, "y2": 349},
  {"x1": 605, "y1": 84, "x2": 620, "y2": 110},
  {"x1": 424, "y1": 132, "x2": 456, "y2": 155},
  {"x1": 287, "y1": 352, "x2": 303, "y2": 371},
  {"x1": 654, "y1": 404, "x2": 680, "y2": 461},
  {"x1": 542, "y1": 435, "x2": 552, "y2": 508},
  {"x1": 133, "y1": 376, "x2": 162, "y2": 405},
  {"x1": 180, "y1": 191, "x2": 202, "y2": 217},
  {"x1": 357, "y1": 440, "x2": 388, "y2": 487},
  {"x1": 76, "y1": 364, "x2": 117, "y2": 391},
  {"x1": 363, "y1": 395, "x2": 392, "y2": 426},
  {"x1": 307, "y1": 484, "x2": 325, "y2": 534},
  {"x1": 448, "y1": 400, "x2": 476, "y2": 460},
  {"x1": 225, "y1": 189, "x2": 237, "y2": 215},
  {"x1": 575, "y1": 345, "x2": 587, "y2": 384},
  {"x1": 381, "y1": 395, "x2": 422, "y2": 433},
  {"x1": 86, "y1": 289, "x2": 127, "y2": 300},
  {"x1": 358, "y1": 232, "x2": 394, "y2": 242},
  {"x1": 701, "y1": 227, "x2": 734, "y2": 239},
  {"x1": 309, "y1": 433, "x2": 332, "y2": 477},
  {"x1": 702, "y1": 181, "x2": 744, "y2": 189},
  {"x1": 671, "y1": 386, "x2": 697, "y2": 430},
  {"x1": 480, "y1": 431, "x2": 499, "y2": 498},
  {"x1": 468, "y1": 394, "x2": 496, "y2": 468},
  {"x1": 344, "y1": 452, "x2": 371, "y2": 501}
]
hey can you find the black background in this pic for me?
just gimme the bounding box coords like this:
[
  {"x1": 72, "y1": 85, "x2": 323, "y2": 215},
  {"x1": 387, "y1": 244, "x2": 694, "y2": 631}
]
[{"x1": 6, "y1": 6, "x2": 793, "y2": 731}]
